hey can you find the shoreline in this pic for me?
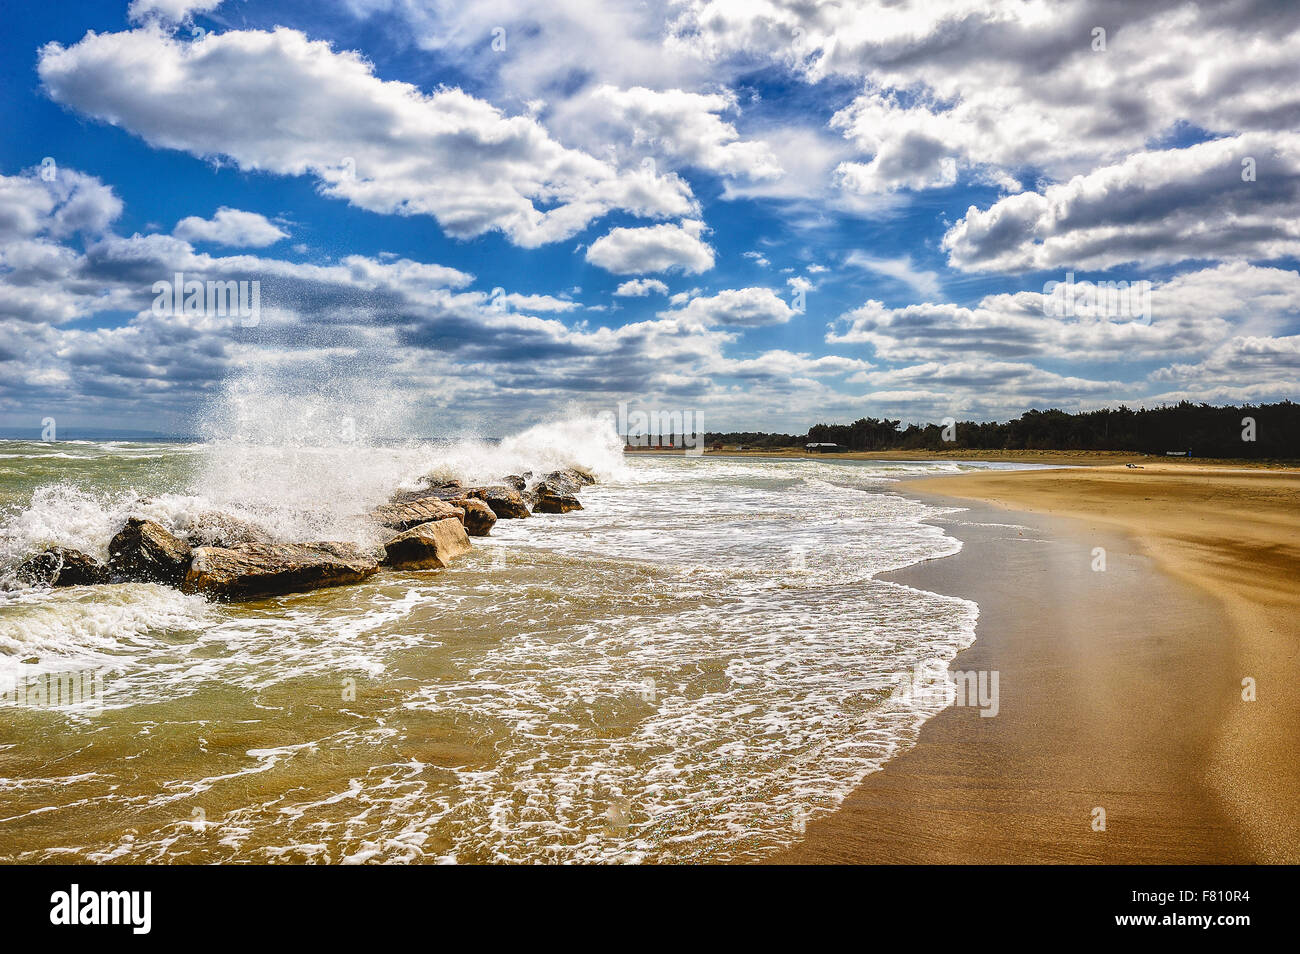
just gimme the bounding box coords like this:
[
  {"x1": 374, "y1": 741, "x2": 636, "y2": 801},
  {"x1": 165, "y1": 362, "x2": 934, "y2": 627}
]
[{"x1": 773, "y1": 463, "x2": 1300, "y2": 864}]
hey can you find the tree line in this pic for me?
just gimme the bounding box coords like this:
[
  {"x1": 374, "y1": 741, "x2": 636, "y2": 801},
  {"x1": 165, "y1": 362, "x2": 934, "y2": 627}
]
[{"x1": 704, "y1": 401, "x2": 1298, "y2": 459}]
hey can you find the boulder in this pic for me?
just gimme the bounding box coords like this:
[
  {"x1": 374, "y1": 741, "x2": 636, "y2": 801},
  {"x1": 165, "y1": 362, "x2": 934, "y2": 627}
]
[
  {"x1": 534, "y1": 470, "x2": 583, "y2": 496},
  {"x1": 372, "y1": 496, "x2": 465, "y2": 531},
  {"x1": 108, "y1": 518, "x2": 192, "y2": 585},
  {"x1": 450, "y1": 497, "x2": 498, "y2": 536},
  {"x1": 182, "y1": 541, "x2": 380, "y2": 601},
  {"x1": 532, "y1": 486, "x2": 584, "y2": 514},
  {"x1": 467, "y1": 487, "x2": 531, "y2": 519},
  {"x1": 382, "y1": 519, "x2": 472, "y2": 570},
  {"x1": 17, "y1": 547, "x2": 111, "y2": 587},
  {"x1": 532, "y1": 467, "x2": 597, "y2": 497},
  {"x1": 501, "y1": 475, "x2": 527, "y2": 492}
]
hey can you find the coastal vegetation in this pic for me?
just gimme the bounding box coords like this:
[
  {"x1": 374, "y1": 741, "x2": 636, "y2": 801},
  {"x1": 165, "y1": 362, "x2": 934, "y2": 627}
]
[{"x1": 704, "y1": 401, "x2": 1298, "y2": 459}]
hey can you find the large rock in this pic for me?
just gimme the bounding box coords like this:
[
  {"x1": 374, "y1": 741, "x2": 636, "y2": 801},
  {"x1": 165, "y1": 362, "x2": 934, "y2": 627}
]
[
  {"x1": 372, "y1": 496, "x2": 465, "y2": 531},
  {"x1": 532, "y1": 486, "x2": 583, "y2": 514},
  {"x1": 17, "y1": 547, "x2": 111, "y2": 587},
  {"x1": 382, "y1": 519, "x2": 472, "y2": 570},
  {"x1": 183, "y1": 541, "x2": 380, "y2": 601},
  {"x1": 450, "y1": 497, "x2": 497, "y2": 536},
  {"x1": 534, "y1": 469, "x2": 591, "y2": 496},
  {"x1": 501, "y1": 475, "x2": 527, "y2": 492},
  {"x1": 108, "y1": 518, "x2": 192, "y2": 585},
  {"x1": 467, "y1": 487, "x2": 531, "y2": 519}
]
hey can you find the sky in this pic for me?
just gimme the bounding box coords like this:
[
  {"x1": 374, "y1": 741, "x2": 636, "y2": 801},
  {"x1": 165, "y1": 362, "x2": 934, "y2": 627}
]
[{"x1": 1, "y1": 0, "x2": 1298, "y2": 438}]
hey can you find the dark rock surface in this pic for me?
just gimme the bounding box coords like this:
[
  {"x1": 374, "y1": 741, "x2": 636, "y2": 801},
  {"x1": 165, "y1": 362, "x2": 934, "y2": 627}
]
[
  {"x1": 17, "y1": 547, "x2": 111, "y2": 587},
  {"x1": 450, "y1": 497, "x2": 498, "y2": 536},
  {"x1": 183, "y1": 541, "x2": 380, "y2": 601},
  {"x1": 108, "y1": 518, "x2": 192, "y2": 585},
  {"x1": 467, "y1": 487, "x2": 531, "y2": 519}
]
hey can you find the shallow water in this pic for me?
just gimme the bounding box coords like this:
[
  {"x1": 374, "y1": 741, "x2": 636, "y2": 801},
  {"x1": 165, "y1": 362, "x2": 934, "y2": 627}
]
[{"x1": 0, "y1": 435, "x2": 1031, "y2": 863}]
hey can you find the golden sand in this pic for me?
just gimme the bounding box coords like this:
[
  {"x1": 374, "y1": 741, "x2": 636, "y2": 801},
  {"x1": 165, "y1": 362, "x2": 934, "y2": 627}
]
[{"x1": 777, "y1": 462, "x2": 1300, "y2": 864}]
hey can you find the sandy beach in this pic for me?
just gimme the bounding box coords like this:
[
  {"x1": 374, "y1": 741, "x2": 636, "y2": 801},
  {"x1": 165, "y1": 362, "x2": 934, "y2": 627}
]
[{"x1": 776, "y1": 463, "x2": 1300, "y2": 864}]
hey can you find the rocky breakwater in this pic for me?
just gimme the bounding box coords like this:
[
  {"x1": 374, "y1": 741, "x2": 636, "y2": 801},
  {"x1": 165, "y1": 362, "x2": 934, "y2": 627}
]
[{"x1": 14, "y1": 468, "x2": 598, "y2": 602}]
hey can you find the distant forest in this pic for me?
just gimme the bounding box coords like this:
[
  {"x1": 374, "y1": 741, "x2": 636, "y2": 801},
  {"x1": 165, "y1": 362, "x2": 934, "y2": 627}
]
[{"x1": 702, "y1": 401, "x2": 1299, "y2": 459}]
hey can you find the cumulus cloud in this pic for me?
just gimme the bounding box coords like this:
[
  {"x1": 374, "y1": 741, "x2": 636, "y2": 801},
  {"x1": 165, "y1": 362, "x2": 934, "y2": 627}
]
[
  {"x1": 943, "y1": 132, "x2": 1300, "y2": 272},
  {"x1": 577, "y1": 86, "x2": 782, "y2": 180},
  {"x1": 663, "y1": 287, "x2": 797, "y2": 327},
  {"x1": 673, "y1": 1, "x2": 1300, "y2": 196},
  {"x1": 38, "y1": 26, "x2": 697, "y2": 248},
  {"x1": 614, "y1": 278, "x2": 669, "y2": 297},
  {"x1": 0, "y1": 167, "x2": 122, "y2": 242},
  {"x1": 829, "y1": 264, "x2": 1300, "y2": 364},
  {"x1": 174, "y1": 207, "x2": 289, "y2": 247},
  {"x1": 585, "y1": 220, "x2": 715, "y2": 274}
]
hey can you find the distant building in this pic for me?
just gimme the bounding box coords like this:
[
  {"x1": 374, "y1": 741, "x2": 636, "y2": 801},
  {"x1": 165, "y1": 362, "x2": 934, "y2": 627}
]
[{"x1": 805, "y1": 442, "x2": 842, "y2": 453}]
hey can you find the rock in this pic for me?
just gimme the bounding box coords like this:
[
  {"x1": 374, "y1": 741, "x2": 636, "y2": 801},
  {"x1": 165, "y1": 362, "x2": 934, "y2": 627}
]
[
  {"x1": 382, "y1": 519, "x2": 472, "y2": 570},
  {"x1": 501, "y1": 475, "x2": 527, "y2": 492},
  {"x1": 467, "y1": 487, "x2": 531, "y2": 519},
  {"x1": 450, "y1": 497, "x2": 498, "y2": 536},
  {"x1": 17, "y1": 547, "x2": 111, "y2": 587},
  {"x1": 527, "y1": 469, "x2": 592, "y2": 513},
  {"x1": 534, "y1": 470, "x2": 583, "y2": 495},
  {"x1": 372, "y1": 496, "x2": 465, "y2": 531},
  {"x1": 532, "y1": 486, "x2": 584, "y2": 514},
  {"x1": 533, "y1": 468, "x2": 597, "y2": 497},
  {"x1": 108, "y1": 518, "x2": 192, "y2": 585},
  {"x1": 182, "y1": 541, "x2": 380, "y2": 601}
]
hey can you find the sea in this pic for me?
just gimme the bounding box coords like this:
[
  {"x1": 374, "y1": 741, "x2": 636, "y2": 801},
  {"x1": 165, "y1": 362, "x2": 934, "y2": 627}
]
[{"x1": 0, "y1": 419, "x2": 1034, "y2": 863}]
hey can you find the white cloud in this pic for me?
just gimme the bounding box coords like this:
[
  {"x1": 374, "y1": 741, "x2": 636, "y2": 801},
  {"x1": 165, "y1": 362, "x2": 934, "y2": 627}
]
[
  {"x1": 829, "y1": 264, "x2": 1300, "y2": 364},
  {"x1": 38, "y1": 26, "x2": 697, "y2": 249},
  {"x1": 673, "y1": 1, "x2": 1300, "y2": 196},
  {"x1": 943, "y1": 132, "x2": 1300, "y2": 272},
  {"x1": 585, "y1": 220, "x2": 715, "y2": 274},
  {"x1": 174, "y1": 207, "x2": 289, "y2": 247},
  {"x1": 664, "y1": 287, "x2": 797, "y2": 328},
  {"x1": 577, "y1": 86, "x2": 782, "y2": 180},
  {"x1": 0, "y1": 167, "x2": 122, "y2": 242},
  {"x1": 499, "y1": 293, "x2": 580, "y2": 312},
  {"x1": 614, "y1": 278, "x2": 669, "y2": 297}
]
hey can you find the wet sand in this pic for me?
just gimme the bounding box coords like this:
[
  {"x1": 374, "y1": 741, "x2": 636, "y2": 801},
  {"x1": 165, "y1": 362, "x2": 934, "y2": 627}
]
[{"x1": 775, "y1": 464, "x2": 1300, "y2": 864}]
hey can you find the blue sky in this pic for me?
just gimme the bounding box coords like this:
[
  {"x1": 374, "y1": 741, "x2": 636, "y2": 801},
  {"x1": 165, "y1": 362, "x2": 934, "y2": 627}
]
[{"x1": 2, "y1": 0, "x2": 1297, "y2": 437}]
